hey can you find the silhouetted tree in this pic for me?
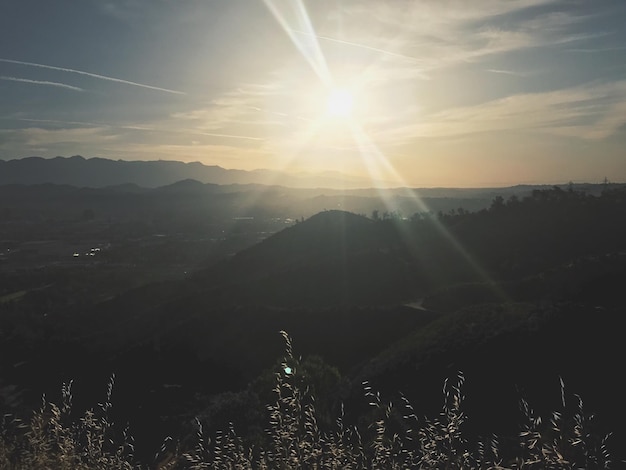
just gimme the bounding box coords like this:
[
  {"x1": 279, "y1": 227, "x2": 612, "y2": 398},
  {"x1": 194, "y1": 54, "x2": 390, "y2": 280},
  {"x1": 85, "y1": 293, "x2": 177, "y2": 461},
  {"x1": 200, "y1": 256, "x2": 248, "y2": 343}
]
[{"x1": 490, "y1": 195, "x2": 505, "y2": 211}]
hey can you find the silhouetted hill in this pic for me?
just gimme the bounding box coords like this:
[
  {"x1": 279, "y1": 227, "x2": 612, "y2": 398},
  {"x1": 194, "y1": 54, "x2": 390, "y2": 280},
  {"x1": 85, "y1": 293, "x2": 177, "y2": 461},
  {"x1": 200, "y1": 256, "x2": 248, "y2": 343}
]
[
  {"x1": 103, "y1": 182, "x2": 150, "y2": 193},
  {"x1": 227, "y1": 210, "x2": 376, "y2": 272},
  {"x1": 52, "y1": 210, "x2": 436, "y2": 379},
  {"x1": 155, "y1": 178, "x2": 216, "y2": 194},
  {"x1": 195, "y1": 210, "x2": 423, "y2": 307}
]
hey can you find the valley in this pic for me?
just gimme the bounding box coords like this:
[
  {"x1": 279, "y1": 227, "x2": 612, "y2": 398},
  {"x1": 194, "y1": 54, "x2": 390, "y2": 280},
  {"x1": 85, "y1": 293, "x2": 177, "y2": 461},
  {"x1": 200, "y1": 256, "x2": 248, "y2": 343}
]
[{"x1": 1, "y1": 176, "x2": 626, "y2": 465}]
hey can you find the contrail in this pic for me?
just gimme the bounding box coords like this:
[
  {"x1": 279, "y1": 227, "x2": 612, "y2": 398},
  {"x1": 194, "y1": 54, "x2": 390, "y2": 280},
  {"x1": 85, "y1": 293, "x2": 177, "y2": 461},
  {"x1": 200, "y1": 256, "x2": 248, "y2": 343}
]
[
  {"x1": 486, "y1": 68, "x2": 524, "y2": 76},
  {"x1": 6, "y1": 118, "x2": 106, "y2": 127},
  {"x1": 288, "y1": 28, "x2": 426, "y2": 65},
  {"x1": 0, "y1": 58, "x2": 185, "y2": 95},
  {"x1": 193, "y1": 131, "x2": 265, "y2": 141},
  {"x1": 263, "y1": 0, "x2": 331, "y2": 85},
  {"x1": 0, "y1": 75, "x2": 84, "y2": 92}
]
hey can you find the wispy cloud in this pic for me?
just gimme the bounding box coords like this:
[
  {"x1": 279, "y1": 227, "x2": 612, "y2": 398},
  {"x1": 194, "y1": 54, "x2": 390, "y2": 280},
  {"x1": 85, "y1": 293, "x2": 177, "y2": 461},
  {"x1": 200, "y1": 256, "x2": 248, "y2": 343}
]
[
  {"x1": 0, "y1": 127, "x2": 119, "y2": 147},
  {"x1": 566, "y1": 45, "x2": 626, "y2": 53},
  {"x1": 170, "y1": 82, "x2": 291, "y2": 135},
  {"x1": 0, "y1": 76, "x2": 84, "y2": 92},
  {"x1": 288, "y1": 28, "x2": 429, "y2": 68},
  {"x1": 306, "y1": 0, "x2": 592, "y2": 83},
  {"x1": 98, "y1": 1, "x2": 140, "y2": 22},
  {"x1": 0, "y1": 58, "x2": 185, "y2": 95},
  {"x1": 376, "y1": 81, "x2": 626, "y2": 143},
  {"x1": 3, "y1": 117, "x2": 265, "y2": 143}
]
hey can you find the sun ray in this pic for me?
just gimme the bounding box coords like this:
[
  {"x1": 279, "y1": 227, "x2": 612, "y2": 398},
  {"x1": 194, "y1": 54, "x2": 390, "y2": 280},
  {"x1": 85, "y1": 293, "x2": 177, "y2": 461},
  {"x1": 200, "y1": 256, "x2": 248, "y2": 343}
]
[
  {"x1": 262, "y1": 0, "x2": 331, "y2": 85},
  {"x1": 348, "y1": 121, "x2": 508, "y2": 299},
  {"x1": 287, "y1": 28, "x2": 429, "y2": 69},
  {"x1": 261, "y1": 0, "x2": 512, "y2": 300}
]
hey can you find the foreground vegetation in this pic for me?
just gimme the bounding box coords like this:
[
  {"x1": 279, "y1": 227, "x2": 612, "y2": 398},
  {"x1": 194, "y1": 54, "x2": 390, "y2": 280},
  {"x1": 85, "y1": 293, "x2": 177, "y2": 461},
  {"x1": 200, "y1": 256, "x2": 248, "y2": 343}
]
[{"x1": 0, "y1": 333, "x2": 616, "y2": 469}]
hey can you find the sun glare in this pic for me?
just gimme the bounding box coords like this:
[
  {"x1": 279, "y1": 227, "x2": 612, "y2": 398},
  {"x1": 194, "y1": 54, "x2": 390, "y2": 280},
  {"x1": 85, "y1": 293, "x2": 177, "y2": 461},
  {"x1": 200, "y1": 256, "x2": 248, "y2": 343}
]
[{"x1": 326, "y1": 88, "x2": 354, "y2": 118}]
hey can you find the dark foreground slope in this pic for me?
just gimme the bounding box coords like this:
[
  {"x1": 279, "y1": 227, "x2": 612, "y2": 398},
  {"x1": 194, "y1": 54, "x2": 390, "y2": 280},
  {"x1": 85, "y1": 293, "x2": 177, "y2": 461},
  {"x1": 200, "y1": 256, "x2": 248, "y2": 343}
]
[{"x1": 1, "y1": 186, "x2": 626, "y2": 460}]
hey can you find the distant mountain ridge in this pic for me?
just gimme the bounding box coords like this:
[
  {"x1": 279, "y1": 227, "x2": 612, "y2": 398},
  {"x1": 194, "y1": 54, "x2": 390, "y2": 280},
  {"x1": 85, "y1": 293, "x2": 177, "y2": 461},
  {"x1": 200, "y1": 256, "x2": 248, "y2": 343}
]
[{"x1": 0, "y1": 155, "x2": 385, "y2": 189}]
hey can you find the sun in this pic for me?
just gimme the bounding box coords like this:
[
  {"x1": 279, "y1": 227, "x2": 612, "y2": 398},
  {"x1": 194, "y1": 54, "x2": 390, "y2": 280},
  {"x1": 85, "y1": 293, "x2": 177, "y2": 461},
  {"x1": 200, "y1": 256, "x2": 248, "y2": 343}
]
[{"x1": 326, "y1": 88, "x2": 354, "y2": 118}]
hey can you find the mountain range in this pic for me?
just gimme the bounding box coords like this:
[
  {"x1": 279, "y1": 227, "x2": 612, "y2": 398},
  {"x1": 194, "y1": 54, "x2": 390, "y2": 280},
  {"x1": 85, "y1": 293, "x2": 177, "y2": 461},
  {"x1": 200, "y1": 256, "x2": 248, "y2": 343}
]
[
  {"x1": 4, "y1": 156, "x2": 618, "y2": 222},
  {"x1": 2, "y1": 156, "x2": 614, "y2": 195},
  {"x1": 0, "y1": 155, "x2": 388, "y2": 189}
]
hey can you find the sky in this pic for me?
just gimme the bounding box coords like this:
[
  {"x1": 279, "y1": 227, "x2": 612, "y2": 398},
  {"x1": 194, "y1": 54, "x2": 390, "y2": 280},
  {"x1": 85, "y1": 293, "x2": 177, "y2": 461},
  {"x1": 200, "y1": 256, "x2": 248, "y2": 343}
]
[{"x1": 1, "y1": 0, "x2": 625, "y2": 187}]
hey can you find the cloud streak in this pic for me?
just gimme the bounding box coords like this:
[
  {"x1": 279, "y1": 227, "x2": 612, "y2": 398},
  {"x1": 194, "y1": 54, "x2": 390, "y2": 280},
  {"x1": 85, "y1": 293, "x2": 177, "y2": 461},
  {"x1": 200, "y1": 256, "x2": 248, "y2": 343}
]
[
  {"x1": 376, "y1": 81, "x2": 626, "y2": 143},
  {"x1": 3, "y1": 117, "x2": 265, "y2": 142},
  {"x1": 169, "y1": 82, "x2": 293, "y2": 136},
  {"x1": 0, "y1": 76, "x2": 84, "y2": 92},
  {"x1": 311, "y1": 0, "x2": 587, "y2": 83},
  {"x1": 0, "y1": 58, "x2": 185, "y2": 95},
  {"x1": 1, "y1": 127, "x2": 119, "y2": 147}
]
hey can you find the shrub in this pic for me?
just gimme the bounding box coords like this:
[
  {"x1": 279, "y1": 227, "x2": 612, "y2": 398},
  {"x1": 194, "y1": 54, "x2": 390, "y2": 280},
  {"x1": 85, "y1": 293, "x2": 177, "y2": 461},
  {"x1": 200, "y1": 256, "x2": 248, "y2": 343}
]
[
  {"x1": 0, "y1": 376, "x2": 138, "y2": 469},
  {"x1": 0, "y1": 332, "x2": 616, "y2": 469},
  {"x1": 180, "y1": 332, "x2": 614, "y2": 469}
]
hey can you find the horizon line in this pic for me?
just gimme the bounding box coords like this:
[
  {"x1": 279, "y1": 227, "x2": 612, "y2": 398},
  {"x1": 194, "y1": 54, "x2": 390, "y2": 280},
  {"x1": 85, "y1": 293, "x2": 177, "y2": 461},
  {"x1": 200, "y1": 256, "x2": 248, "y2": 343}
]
[{"x1": 0, "y1": 155, "x2": 622, "y2": 190}]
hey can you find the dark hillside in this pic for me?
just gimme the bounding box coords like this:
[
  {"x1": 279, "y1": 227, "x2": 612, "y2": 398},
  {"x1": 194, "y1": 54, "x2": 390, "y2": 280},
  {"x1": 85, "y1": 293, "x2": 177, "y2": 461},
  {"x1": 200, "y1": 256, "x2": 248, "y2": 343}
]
[
  {"x1": 2, "y1": 186, "x2": 626, "y2": 461},
  {"x1": 198, "y1": 210, "x2": 423, "y2": 306},
  {"x1": 351, "y1": 301, "x2": 623, "y2": 453},
  {"x1": 227, "y1": 210, "x2": 377, "y2": 270}
]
